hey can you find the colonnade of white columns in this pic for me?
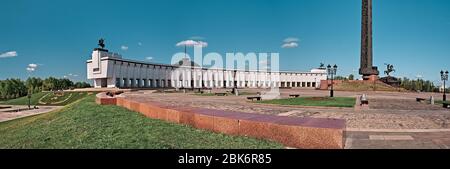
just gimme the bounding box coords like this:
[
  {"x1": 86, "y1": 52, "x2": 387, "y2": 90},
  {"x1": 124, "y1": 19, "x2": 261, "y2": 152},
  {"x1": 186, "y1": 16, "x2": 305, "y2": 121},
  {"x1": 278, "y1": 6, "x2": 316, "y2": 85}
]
[{"x1": 90, "y1": 57, "x2": 325, "y2": 89}]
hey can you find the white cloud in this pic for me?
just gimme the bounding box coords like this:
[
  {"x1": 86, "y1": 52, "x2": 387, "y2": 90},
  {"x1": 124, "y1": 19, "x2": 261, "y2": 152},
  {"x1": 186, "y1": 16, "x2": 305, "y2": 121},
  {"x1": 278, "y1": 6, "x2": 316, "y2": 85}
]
[
  {"x1": 281, "y1": 42, "x2": 299, "y2": 48},
  {"x1": 0, "y1": 51, "x2": 18, "y2": 58},
  {"x1": 283, "y1": 37, "x2": 299, "y2": 43},
  {"x1": 281, "y1": 37, "x2": 300, "y2": 48},
  {"x1": 176, "y1": 40, "x2": 198, "y2": 47},
  {"x1": 416, "y1": 74, "x2": 424, "y2": 79},
  {"x1": 26, "y1": 67, "x2": 35, "y2": 72},
  {"x1": 121, "y1": 45, "x2": 129, "y2": 51},
  {"x1": 67, "y1": 73, "x2": 79, "y2": 77},
  {"x1": 176, "y1": 40, "x2": 208, "y2": 48},
  {"x1": 26, "y1": 63, "x2": 40, "y2": 72},
  {"x1": 28, "y1": 63, "x2": 38, "y2": 68},
  {"x1": 145, "y1": 57, "x2": 153, "y2": 60}
]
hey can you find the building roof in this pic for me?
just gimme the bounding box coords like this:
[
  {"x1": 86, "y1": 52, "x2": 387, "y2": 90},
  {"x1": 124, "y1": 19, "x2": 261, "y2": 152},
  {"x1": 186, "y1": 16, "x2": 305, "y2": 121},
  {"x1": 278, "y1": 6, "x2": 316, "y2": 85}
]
[{"x1": 87, "y1": 53, "x2": 326, "y2": 75}]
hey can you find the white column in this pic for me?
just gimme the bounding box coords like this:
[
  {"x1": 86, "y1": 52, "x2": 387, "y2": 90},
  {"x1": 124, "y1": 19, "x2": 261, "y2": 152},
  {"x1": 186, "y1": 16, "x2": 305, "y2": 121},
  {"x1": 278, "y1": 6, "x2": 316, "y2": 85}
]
[
  {"x1": 238, "y1": 71, "x2": 242, "y2": 88},
  {"x1": 213, "y1": 70, "x2": 219, "y2": 88},
  {"x1": 236, "y1": 72, "x2": 240, "y2": 88},
  {"x1": 165, "y1": 69, "x2": 169, "y2": 87},
  {"x1": 183, "y1": 69, "x2": 188, "y2": 88},
  {"x1": 187, "y1": 69, "x2": 192, "y2": 88},
  {"x1": 251, "y1": 72, "x2": 256, "y2": 88},
  {"x1": 170, "y1": 70, "x2": 175, "y2": 88},
  {"x1": 177, "y1": 70, "x2": 182, "y2": 88},
  {"x1": 239, "y1": 72, "x2": 245, "y2": 88},
  {"x1": 228, "y1": 71, "x2": 233, "y2": 88},
  {"x1": 204, "y1": 71, "x2": 209, "y2": 88},
  {"x1": 224, "y1": 71, "x2": 228, "y2": 88},
  {"x1": 199, "y1": 70, "x2": 204, "y2": 88},
  {"x1": 193, "y1": 70, "x2": 197, "y2": 88},
  {"x1": 219, "y1": 71, "x2": 224, "y2": 88},
  {"x1": 119, "y1": 64, "x2": 124, "y2": 87},
  {"x1": 209, "y1": 71, "x2": 213, "y2": 88},
  {"x1": 202, "y1": 70, "x2": 207, "y2": 88}
]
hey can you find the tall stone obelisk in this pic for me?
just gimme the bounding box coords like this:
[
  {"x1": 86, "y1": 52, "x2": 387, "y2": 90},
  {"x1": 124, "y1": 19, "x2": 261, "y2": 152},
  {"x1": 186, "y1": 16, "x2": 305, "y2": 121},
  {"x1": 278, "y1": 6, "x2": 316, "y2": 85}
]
[{"x1": 359, "y1": 0, "x2": 379, "y2": 81}]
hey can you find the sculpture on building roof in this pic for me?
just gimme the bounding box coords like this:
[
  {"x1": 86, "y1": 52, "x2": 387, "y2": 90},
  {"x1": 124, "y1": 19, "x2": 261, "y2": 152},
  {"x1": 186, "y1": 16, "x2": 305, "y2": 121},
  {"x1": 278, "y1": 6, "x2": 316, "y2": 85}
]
[{"x1": 98, "y1": 38, "x2": 105, "y2": 49}]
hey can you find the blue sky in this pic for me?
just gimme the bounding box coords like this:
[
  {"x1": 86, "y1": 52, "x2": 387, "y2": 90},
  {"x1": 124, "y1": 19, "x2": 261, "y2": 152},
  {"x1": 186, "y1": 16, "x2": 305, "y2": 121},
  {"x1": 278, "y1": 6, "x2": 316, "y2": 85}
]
[{"x1": 1, "y1": 0, "x2": 450, "y2": 84}]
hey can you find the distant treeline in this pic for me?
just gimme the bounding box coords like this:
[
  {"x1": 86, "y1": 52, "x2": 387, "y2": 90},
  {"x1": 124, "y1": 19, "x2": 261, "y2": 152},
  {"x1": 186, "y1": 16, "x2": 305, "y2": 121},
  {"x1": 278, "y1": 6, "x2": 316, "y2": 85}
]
[
  {"x1": 0, "y1": 77, "x2": 91, "y2": 100},
  {"x1": 398, "y1": 77, "x2": 440, "y2": 93}
]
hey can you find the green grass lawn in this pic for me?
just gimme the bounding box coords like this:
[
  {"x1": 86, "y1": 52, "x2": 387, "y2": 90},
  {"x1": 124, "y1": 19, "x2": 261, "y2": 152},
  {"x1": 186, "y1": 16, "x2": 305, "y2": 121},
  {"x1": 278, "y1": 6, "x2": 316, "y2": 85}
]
[
  {"x1": 436, "y1": 100, "x2": 450, "y2": 105},
  {"x1": 39, "y1": 92, "x2": 93, "y2": 106},
  {"x1": 239, "y1": 92, "x2": 259, "y2": 96},
  {"x1": 194, "y1": 92, "x2": 257, "y2": 96},
  {"x1": 258, "y1": 97, "x2": 356, "y2": 108},
  {"x1": 193, "y1": 93, "x2": 216, "y2": 96},
  {"x1": 0, "y1": 95, "x2": 283, "y2": 149},
  {"x1": 0, "y1": 92, "x2": 47, "y2": 105},
  {"x1": 0, "y1": 92, "x2": 93, "y2": 106}
]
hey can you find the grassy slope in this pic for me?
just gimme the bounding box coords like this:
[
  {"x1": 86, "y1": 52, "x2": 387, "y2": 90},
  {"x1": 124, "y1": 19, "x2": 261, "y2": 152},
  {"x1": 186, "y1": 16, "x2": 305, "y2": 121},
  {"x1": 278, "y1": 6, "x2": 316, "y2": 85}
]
[
  {"x1": 334, "y1": 81, "x2": 405, "y2": 92},
  {"x1": 0, "y1": 92, "x2": 92, "y2": 106},
  {"x1": 0, "y1": 95, "x2": 283, "y2": 149},
  {"x1": 39, "y1": 92, "x2": 91, "y2": 106},
  {"x1": 0, "y1": 92, "x2": 47, "y2": 105},
  {"x1": 259, "y1": 97, "x2": 356, "y2": 108}
]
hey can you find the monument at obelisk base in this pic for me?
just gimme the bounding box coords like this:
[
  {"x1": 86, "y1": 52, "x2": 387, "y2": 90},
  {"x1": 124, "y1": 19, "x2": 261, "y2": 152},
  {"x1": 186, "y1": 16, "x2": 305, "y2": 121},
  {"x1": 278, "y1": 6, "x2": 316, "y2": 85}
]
[{"x1": 359, "y1": 0, "x2": 379, "y2": 81}]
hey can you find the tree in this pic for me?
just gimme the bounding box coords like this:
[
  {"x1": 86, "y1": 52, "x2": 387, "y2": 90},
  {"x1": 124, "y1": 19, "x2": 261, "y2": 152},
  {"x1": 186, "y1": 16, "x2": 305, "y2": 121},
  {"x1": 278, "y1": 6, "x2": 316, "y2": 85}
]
[
  {"x1": 1, "y1": 77, "x2": 91, "y2": 100},
  {"x1": 43, "y1": 77, "x2": 58, "y2": 91},
  {"x1": 26, "y1": 77, "x2": 43, "y2": 94},
  {"x1": 60, "y1": 78, "x2": 74, "y2": 90},
  {"x1": 348, "y1": 74, "x2": 355, "y2": 80},
  {"x1": 399, "y1": 77, "x2": 438, "y2": 92},
  {"x1": 334, "y1": 76, "x2": 348, "y2": 81},
  {"x1": 74, "y1": 82, "x2": 91, "y2": 88},
  {"x1": 0, "y1": 79, "x2": 27, "y2": 99}
]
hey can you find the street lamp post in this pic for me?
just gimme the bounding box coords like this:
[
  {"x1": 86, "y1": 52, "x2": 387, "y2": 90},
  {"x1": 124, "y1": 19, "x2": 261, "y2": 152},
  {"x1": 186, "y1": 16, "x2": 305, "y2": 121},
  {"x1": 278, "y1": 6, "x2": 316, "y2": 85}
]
[
  {"x1": 441, "y1": 70, "x2": 449, "y2": 101},
  {"x1": 233, "y1": 70, "x2": 239, "y2": 96},
  {"x1": 327, "y1": 64, "x2": 338, "y2": 97},
  {"x1": 27, "y1": 92, "x2": 31, "y2": 110},
  {"x1": 27, "y1": 72, "x2": 32, "y2": 110}
]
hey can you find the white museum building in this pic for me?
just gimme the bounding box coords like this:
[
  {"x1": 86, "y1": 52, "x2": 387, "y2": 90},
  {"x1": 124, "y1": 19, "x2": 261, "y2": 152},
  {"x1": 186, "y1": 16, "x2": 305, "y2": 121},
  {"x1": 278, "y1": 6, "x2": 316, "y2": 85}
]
[{"x1": 87, "y1": 47, "x2": 327, "y2": 89}]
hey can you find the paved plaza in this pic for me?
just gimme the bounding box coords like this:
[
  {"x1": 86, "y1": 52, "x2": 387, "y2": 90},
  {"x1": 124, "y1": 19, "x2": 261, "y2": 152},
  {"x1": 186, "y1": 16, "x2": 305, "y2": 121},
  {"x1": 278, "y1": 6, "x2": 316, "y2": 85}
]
[
  {"x1": 122, "y1": 88, "x2": 450, "y2": 149},
  {"x1": 125, "y1": 89, "x2": 450, "y2": 129}
]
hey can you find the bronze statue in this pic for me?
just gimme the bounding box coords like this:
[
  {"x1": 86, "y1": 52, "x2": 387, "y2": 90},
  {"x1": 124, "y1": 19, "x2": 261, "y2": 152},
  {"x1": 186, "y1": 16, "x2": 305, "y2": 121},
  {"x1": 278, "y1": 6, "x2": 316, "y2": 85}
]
[
  {"x1": 384, "y1": 64, "x2": 395, "y2": 76},
  {"x1": 98, "y1": 38, "x2": 105, "y2": 49}
]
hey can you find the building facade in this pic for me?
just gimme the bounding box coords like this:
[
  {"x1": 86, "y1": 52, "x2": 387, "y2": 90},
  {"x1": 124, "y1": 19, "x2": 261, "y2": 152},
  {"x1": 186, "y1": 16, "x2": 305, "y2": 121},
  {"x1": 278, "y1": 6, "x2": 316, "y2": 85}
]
[{"x1": 87, "y1": 48, "x2": 327, "y2": 89}]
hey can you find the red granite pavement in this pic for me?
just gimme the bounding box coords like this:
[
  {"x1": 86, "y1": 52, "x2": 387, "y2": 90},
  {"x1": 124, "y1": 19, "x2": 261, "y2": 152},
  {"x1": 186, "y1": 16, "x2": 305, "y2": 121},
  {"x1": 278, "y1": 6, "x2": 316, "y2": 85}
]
[{"x1": 97, "y1": 92, "x2": 346, "y2": 149}]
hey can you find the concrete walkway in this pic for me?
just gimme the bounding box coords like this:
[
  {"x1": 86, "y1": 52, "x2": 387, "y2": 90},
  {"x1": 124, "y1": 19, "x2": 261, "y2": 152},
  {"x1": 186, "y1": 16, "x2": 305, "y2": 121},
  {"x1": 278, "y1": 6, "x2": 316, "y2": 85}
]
[
  {"x1": 0, "y1": 105, "x2": 63, "y2": 123},
  {"x1": 346, "y1": 130, "x2": 450, "y2": 149}
]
